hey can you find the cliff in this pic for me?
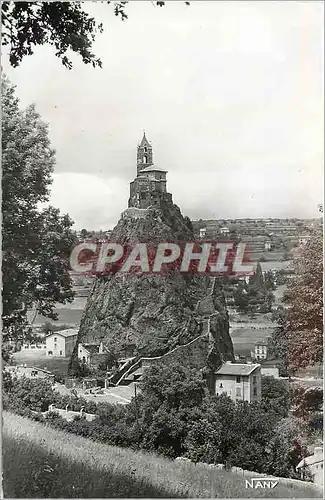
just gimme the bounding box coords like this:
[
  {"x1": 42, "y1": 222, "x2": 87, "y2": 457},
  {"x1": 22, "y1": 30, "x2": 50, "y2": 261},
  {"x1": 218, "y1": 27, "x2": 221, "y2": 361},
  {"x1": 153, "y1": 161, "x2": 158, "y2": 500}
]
[{"x1": 75, "y1": 200, "x2": 235, "y2": 371}]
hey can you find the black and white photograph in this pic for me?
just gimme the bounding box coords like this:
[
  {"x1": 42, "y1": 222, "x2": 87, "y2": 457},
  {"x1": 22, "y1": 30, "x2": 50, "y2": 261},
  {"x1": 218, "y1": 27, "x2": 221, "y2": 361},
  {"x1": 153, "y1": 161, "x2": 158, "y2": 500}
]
[{"x1": 1, "y1": 1, "x2": 324, "y2": 498}]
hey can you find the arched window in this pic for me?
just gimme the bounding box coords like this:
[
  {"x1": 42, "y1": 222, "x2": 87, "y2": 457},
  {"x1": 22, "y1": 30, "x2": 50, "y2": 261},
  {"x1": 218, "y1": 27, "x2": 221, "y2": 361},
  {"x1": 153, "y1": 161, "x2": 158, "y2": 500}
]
[{"x1": 143, "y1": 155, "x2": 147, "y2": 164}]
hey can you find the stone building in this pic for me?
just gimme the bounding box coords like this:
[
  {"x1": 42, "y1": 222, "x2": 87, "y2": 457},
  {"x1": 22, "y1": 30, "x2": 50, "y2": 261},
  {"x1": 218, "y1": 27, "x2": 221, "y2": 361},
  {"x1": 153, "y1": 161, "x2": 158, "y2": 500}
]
[
  {"x1": 214, "y1": 361, "x2": 262, "y2": 403},
  {"x1": 46, "y1": 329, "x2": 78, "y2": 357},
  {"x1": 128, "y1": 133, "x2": 173, "y2": 209},
  {"x1": 251, "y1": 340, "x2": 268, "y2": 361},
  {"x1": 296, "y1": 446, "x2": 324, "y2": 485}
]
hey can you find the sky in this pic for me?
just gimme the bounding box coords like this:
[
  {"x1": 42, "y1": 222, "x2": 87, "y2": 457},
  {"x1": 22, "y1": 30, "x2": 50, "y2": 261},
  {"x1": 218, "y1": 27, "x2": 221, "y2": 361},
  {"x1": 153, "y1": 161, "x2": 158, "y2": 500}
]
[{"x1": 3, "y1": 1, "x2": 324, "y2": 230}]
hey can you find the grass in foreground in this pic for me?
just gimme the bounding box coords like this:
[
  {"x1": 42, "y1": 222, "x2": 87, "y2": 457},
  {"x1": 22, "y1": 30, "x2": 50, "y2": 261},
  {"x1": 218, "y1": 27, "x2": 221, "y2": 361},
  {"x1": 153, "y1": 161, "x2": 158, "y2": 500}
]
[{"x1": 3, "y1": 412, "x2": 322, "y2": 498}]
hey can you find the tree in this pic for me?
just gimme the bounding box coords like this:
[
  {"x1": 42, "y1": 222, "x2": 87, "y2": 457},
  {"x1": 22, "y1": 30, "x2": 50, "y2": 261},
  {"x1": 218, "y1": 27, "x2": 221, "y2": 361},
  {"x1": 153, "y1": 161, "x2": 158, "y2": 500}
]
[
  {"x1": 2, "y1": 1, "x2": 190, "y2": 69},
  {"x1": 266, "y1": 418, "x2": 308, "y2": 479},
  {"x1": 139, "y1": 363, "x2": 206, "y2": 411},
  {"x1": 261, "y1": 376, "x2": 290, "y2": 418},
  {"x1": 2, "y1": 77, "x2": 75, "y2": 338},
  {"x1": 7, "y1": 378, "x2": 55, "y2": 412},
  {"x1": 283, "y1": 231, "x2": 323, "y2": 370}
]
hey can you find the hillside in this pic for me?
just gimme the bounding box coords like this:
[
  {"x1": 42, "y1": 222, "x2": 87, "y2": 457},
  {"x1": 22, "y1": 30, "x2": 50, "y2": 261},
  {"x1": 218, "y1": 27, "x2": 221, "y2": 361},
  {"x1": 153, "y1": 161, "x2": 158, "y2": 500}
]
[{"x1": 3, "y1": 412, "x2": 321, "y2": 498}]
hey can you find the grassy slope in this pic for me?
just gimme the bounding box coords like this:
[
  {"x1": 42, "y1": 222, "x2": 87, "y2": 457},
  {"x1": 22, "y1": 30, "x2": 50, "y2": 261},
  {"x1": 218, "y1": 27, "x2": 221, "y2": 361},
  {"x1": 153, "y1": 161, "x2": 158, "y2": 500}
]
[
  {"x1": 3, "y1": 412, "x2": 321, "y2": 498},
  {"x1": 12, "y1": 351, "x2": 70, "y2": 377}
]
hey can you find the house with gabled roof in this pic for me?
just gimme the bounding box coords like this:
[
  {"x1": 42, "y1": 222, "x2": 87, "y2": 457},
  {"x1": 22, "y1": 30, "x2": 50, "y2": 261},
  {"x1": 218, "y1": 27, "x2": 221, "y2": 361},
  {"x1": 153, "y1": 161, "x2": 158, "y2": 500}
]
[
  {"x1": 214, "y1": 361, "x2": 261, "y2": 403},
  {"x1": 46, "y1": 329, "x2": 78, "y2": 357}
]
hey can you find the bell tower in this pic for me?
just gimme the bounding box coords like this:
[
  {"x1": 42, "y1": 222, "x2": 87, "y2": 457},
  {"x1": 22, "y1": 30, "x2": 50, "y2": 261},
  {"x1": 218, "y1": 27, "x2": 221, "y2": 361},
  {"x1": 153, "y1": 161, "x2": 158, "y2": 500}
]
[{"x1": 137, "y1": 132, "x2": 153, "y2": 175}]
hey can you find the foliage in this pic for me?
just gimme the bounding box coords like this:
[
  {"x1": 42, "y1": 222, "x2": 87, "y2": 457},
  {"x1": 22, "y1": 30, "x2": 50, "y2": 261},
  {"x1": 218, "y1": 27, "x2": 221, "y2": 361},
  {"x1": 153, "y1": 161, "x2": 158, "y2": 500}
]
[
  {"x1": 7, "y1": 378, "x2": 55, "y2": 412},
  {"x1": 284, "y1": 231, "x2": 323, "y2": 370},
  {"x1": 4, "y1": 361, "x2": 307, "y2": 480},
  {"x1": 266, "y1": 417, "x2": 308, "y2": 479},
  {"x1": 68, "y1": 355, "x2": 91, "y2": 378},
  {"x1": 41, "y1": 321, "x2": 73, "y2": 334},
  {"x1": 139, "y1": 363, "x2": 206, "y2": 411},
  {"x1": 291, "y1": 385, "x2": 323, "y2": 420},
  {"x1": 268, "y1": 307, "x2": 290, "y2": 376},
  {"x1": 5, "y1": 411, "x2": 318, "y2": 499},
  {"x1": 261, "y1": 376, "x2": 290, "y2": 418},
  {"x1": 2, "y1": 1, "x2": 190, "y2": 69},
  {"x1": 233, "y1": 265, "x2": 275, "y2": 314},
  {"x1": 2, "y1": 76, "x2": 75, "y2": 338}
]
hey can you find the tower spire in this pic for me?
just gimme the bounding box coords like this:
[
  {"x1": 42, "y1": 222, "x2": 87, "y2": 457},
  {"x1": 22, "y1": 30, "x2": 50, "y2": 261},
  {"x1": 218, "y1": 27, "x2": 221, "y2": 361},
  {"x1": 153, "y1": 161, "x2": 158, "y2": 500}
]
[
  {"x1": 140, "y1": 131, "x2": 150, "y2": 148},
  {"x1": 137, "y1": 131, "x2": 153, "y2": 174}
]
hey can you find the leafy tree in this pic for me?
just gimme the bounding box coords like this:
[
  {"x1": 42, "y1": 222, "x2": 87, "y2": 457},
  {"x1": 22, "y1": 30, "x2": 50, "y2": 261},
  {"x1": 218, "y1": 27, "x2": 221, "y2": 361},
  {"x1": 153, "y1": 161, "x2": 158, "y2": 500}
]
[
  {"x1": 264, "y1": 270, "x2": 276, "y2": 291},
  {"x1": 261, "y1": 375, "x2": 290, "y2": 418},
  {"x1": 139, "y1": 363, "x2": 206, "y2": 411},
  {"x1": 266, "y1": 417, "x2": 309, "y2": 478},
  {"x1": 2, "y1": 1, "x2": 190, "y2": 69},
  {"x1": 291, "y1": 385, "x2": 323, "y2": 420},
  {"x1": 284, "y1": 231, "x2": 323, "y2": 370},
  {"x1": 2, "y1": 77, "x2": 75, "y2": 338},
  {"x1": 7, "y1": 378, "x2": 55, "y2": 412},
  {"x1": 80, "y1": 228, "x2": 90, "y2": 239},
  {"x1": 233, "y1": 283, "x2": 249, "y2": 313}
]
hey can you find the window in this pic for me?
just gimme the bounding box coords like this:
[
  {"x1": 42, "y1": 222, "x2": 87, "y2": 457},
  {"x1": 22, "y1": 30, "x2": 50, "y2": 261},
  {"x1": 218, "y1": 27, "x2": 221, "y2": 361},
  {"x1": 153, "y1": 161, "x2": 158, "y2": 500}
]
[
  {"x1": 144, "y1": 147, "x2": 147, "y2": 152},
  {"x1": 48, "y1": 351, "x2": 53, "y2": 356},
  {"x1": 253, "y1": 387, "x2": 257, "y2": 396},
  {"x1": 219, "y1": 383, "x2": 223, "y2": 389},
  {"x1": 236, "y1": 387, "x2": 241, "y2": 397},
  {"x1": 253, "y1": 376, "x2": 257, "y2": 384},
  {"x1": 31, "y1": 345, "x2": 35, "y2": 349},
  {"x1": 236, "y1": 376, "x2": 241, "y2": 383},
  {"x1": 54, "y1": 337, "x2": 57, "y2": 342},
  {"x1": 143, "y1": 156, "x2": 147, "y2": 164},
  {"x1": 60, "y1": 350, "x2": 63, "y2": 356}
]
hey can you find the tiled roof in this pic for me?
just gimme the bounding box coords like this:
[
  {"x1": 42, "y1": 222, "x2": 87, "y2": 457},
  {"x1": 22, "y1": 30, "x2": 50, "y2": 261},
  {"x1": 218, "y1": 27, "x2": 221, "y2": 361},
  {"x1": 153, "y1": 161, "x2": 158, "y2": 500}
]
[
  {"x1": 83, "y1": 344, "x2": 100, "y2": 355},
  {"x1": 215, "y1": 362, "x2": 260, "y2": 376},
  {"x1": 47, "y1": 329, "x2": 78, "y2": 338},
  {"x1": 255, "y1": 340, "x2": 268, "y2": 346},
  {"x1": 139, "y1": 165, "x2": 167, "y2": 173}
]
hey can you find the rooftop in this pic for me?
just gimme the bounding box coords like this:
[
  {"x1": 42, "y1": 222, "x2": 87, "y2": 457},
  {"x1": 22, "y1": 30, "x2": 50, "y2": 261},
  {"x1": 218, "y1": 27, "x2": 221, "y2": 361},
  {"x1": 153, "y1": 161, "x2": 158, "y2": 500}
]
[
  {"x1": 139, "y1": 165, "x2": 167, "y2": 173},
  {"x1": 81, "y1": 344, "x2": 105, "y2": 355},
  {"x1": 296, "y1": 448, "x2": 323, "y2": 469},
  {"x1": 47, "y1": 329, "x2": 78, "y2": 338},
  {"x1": 215, "y1": 362, "x2": 260, "y2": 376},
  {"x1": 255, "y1": 340, "x2": 268, "y2": 346}
]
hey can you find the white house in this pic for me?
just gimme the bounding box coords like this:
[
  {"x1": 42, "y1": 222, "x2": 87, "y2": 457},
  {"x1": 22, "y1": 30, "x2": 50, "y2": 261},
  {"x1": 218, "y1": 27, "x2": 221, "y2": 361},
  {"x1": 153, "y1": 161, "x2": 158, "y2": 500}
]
[
  {"x1": 296, "y1": 446, "x2": 323, "y2": 485},
  {"x1": 46, "y1": 329, "x2": 78, "y2": 357},
  {"x1": 251, "y1": 340, "x2": 268, "y2": 361},
  {"x1": 78, "y1": 342, "x2": 104, "y2": 365},
  {"x1": 219, "y1": 227, "x2": 230, "y2": 236},
  {"x1": 214, "y1": 362, "x2": 261, "y2": 403}
]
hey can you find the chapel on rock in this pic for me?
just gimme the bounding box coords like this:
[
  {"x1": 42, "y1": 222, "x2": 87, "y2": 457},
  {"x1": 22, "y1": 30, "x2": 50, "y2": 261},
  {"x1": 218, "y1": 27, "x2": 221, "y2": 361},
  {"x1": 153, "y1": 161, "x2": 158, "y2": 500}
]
[{"x1": 128, "y1": 133, "x2": 173, "y2": 209}]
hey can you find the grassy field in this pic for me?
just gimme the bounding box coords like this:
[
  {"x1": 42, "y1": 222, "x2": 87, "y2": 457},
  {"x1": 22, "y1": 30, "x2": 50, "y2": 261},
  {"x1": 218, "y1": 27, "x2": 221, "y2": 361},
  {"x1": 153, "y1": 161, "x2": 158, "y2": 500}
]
[
  {"x1": 12, "y1": 351, "x2": 70, "y2": 377},
  {"x1": 230, "y1": 327, "x2": 275, "y2": 357},
  {"x1": 3, "y1": 412, "x2": 321, "y2": 498}
]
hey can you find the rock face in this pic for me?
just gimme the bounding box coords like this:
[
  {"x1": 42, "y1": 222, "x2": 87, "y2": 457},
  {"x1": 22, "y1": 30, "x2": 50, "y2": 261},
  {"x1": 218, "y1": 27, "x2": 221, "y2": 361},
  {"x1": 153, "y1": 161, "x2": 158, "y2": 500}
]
[{"x1": 76, "y1": 198, "x2": 235, "y2": 375}]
